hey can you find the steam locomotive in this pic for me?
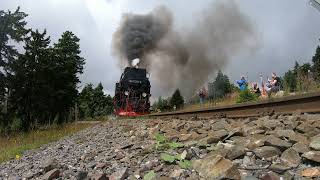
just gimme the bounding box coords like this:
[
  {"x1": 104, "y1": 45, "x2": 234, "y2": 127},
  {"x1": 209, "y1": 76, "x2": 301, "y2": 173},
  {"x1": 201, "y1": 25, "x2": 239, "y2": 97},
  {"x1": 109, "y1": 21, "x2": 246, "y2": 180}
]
[{"x1": 114, "y1": 67, "x2": 151, "y2": 116}]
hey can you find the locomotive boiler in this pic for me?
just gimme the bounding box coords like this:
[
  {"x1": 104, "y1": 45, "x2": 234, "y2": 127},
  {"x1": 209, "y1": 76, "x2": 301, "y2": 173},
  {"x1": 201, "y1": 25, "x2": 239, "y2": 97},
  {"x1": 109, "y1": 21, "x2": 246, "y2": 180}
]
[{"x1": 114, "y1": 67, "x2": 151, "y2": 116}]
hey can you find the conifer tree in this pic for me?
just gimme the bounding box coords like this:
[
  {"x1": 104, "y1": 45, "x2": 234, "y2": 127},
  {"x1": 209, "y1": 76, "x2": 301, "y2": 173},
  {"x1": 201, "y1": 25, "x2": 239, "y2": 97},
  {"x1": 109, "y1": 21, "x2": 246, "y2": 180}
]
[
  {"x1": 10, "y1": 30, "x2": 51, "y2": 129},
  {"x1": 0, "y1": 7, "x2": 27, "y2": 112},
  {"x1": 170, "y1": 89, "x2": 184, "y2": 109},
  {"x1": 312, "y1": 46, "x2": 320, "y2": 82}
]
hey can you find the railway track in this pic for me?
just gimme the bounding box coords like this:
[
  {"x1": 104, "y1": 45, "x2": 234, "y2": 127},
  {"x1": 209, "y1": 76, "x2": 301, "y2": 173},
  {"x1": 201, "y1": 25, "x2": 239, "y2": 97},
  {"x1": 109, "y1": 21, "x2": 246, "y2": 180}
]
[{"x1": 149, "y1": 92, "x2": 320, "y2": 118}]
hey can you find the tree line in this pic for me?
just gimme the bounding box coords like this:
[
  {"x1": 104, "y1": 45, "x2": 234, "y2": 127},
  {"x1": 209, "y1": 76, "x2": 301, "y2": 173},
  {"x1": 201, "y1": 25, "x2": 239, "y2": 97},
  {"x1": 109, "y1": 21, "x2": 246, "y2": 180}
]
[
  {"x1": 153, "y1": 89, "x2": 185, "y2": 112},
  {"x1": 207, "y1": 70, "x2": 240, "y2": 100},
  {"x1": 153, "y1": 70, "x2": 240, "y2": 112},
  {"x1": 78, "y1": 83, "x2": 113, "y2": 119},
  {"x1": 0, "y1": 8, "x2": 113, "y2": 133},
  {"x1": 283, "y1": 46, "x2": 320, "y2": 93}
]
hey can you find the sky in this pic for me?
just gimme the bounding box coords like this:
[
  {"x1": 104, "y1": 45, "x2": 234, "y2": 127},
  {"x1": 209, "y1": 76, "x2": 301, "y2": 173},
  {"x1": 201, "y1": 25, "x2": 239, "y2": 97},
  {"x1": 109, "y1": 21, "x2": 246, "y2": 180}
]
[{"x1": 1, "y1": 0, "x2": 320, "y2": 97}]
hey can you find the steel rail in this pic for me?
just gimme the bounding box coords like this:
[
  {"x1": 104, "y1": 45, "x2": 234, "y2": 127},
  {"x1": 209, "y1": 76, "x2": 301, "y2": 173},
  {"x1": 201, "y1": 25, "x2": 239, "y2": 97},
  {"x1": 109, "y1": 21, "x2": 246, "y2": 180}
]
[{"x1": 149, "y1": 92, "x2": 320, "y2": 118}]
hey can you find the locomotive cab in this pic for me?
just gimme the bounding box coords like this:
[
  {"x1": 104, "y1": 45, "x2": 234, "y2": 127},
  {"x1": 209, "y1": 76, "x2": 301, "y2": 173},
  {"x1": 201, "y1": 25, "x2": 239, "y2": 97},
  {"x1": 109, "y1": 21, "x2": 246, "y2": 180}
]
[{"x1": 114, "y1": 67, "x2": 151, "y2": 116}]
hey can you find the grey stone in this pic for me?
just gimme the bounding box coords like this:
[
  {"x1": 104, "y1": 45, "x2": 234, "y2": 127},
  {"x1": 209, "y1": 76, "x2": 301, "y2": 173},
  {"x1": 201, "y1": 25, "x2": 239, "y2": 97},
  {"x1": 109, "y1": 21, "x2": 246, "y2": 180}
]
[
  {"x1": 41, "y1": 158, "x2": 58, "y2": 172},
  {"x1": 109, "y1": 167, "x2": 128, "y2": 180},
  {"x1": 95, "y1": 162, "x2": 107, "y2": 169},
  {"x1": 192, "y1": 155, "x2": 241, "y2": 180},
  {"x1": 76, "y1": 171, "x2": 88, "y2": 180},
  {"x1": 261, "y1": 172, "x2": 281, "y2": 180},
  {"x1": 309, "y1": 135, "x2": 320, "y2": 150},
  {"x1": 242, "y1": 175, "x2": 259, "y2": 180},
  {"x1": 254, "y1": 146, "x2": 281, "y2": 159},
  {"x1": 226, "y1": 146, "x2": 246, "y2": 160},
  {"x1": 91, "y1": 173, "x2": 108, "y2": 180},
  {"x1": 169, "y1": 169, "x2": 184, "y2": 179},
  {"x1": 281, "y1": 148, "x2": 301, "y2": 167},
  {"x1": 23, "y1": 171, "x2": 36, "y2": 180},
  {"x1": 86, "y1": 161, "x2": 96, "y2": 169},
  {"x1": 242, "y1": 156, "x2": 251, "y2": 166},
  {"x1": 269, "y1": 162, "x2": 291, "y2": 173},
  {"x1": 296, "y1": 123, "x2": 313, "y2": 134},
  {"x1": 14, "y1": 163, "x2": 28, "y2": 170},
  {"x1": 302, "y1": 151, "x2": 320, "y2": 163},
  {"x1": 223, "y1": 127, "x2": 243, "y2": 141},
  {"x1": 42, "y1": 169, "x2": 60, "y2": 180},
  {"x1": 273, "y1": 129, "x2": 295, "y2": 138},
  {"x1": 264, "y1": 135, "x2": 292, "y2": 150},
  {"x1": 292, "y1": 143, "x2": 309, "y2": 154},
  {"x1": 206, "y1": 129, "x2": 228, "y2": 144},
  {"x1": 301, "y1": 168, "x2": 320, "y2": 178},
  {"x1": 262, "y1": 119, "x2": 282, "y2": 129},
  {"x1": 141, "y1": 159, "x2": 160, "y2": 171},
  {"x1": 8, "y1": 176, "x2": 22, "y2": 180},
  {"x1": 211, "y1": 120, "x2": 229, "y2": 131}
]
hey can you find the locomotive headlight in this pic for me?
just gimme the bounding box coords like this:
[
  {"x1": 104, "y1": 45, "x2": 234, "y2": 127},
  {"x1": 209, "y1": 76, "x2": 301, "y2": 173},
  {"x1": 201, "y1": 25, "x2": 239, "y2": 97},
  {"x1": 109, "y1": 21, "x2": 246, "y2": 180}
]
[
  {"x1": 142, "y1": 92, "x2": 147, "y2": 97},
  {"x1": 124, "y1": 91, "x2": 129, "y2": 96}
]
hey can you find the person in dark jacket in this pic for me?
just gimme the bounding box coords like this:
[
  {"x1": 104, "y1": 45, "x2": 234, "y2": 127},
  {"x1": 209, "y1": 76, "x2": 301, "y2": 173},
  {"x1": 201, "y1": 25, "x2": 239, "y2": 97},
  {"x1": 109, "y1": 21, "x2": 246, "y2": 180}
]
[
  {"x1": 199, "y1": 87, "x2": 206, "y2": 107},
  {"x1": 267, "y1": 72, "x2": 281, "y2": 96},
  {"x1": 251, "y1": 82, "x2": 261, "y2": 96}
]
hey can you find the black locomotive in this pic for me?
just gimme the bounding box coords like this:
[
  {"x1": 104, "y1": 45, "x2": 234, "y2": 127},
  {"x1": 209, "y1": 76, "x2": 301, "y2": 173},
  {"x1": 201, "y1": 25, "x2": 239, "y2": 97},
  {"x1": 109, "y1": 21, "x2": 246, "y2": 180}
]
[{"x1": 114, "y1": 67, "x2": 151, "y2": 116}]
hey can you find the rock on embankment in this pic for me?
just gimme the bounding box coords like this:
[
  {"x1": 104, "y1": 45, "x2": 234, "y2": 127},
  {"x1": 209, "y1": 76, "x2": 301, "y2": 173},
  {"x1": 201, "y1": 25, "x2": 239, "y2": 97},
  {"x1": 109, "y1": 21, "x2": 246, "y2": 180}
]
[{"x1": 1, "y1": 113, "x2": 320, "y2": 179}]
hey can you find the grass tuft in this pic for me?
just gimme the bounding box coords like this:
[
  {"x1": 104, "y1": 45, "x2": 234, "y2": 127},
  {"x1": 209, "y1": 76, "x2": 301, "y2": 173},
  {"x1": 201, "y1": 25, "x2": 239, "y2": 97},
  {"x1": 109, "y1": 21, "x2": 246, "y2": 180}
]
[{"x1": 0, "y1": 122, "x2": 95, "y2": 163}]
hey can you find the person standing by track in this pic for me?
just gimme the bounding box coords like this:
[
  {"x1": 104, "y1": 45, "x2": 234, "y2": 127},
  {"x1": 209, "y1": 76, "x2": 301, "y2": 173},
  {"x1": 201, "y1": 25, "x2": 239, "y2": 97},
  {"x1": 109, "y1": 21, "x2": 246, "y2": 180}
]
[
  {"x1": 198, "y1": 87, "x2": 207, "y2": 107},
  {"x1": 236, "y1": 76, "x2": 248, "y2": 91}
]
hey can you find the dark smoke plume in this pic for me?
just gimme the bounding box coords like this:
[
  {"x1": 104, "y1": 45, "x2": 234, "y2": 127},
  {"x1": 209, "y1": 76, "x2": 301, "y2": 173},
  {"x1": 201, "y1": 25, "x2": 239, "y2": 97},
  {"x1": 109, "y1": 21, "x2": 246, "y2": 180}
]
[
  {"x1": 112, "y1": 1, "x2": 258, "y2": 97},
  {"x1": 112, "y1": 6, "x2": 172, "y2": 67}
]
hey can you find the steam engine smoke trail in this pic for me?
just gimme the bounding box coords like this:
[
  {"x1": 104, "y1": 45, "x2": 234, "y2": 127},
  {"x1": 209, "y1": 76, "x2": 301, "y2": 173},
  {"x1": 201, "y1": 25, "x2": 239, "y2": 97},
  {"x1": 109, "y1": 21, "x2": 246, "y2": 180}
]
[{"x1": 112, "y1": 1, "x2": 258, "y2": 98}]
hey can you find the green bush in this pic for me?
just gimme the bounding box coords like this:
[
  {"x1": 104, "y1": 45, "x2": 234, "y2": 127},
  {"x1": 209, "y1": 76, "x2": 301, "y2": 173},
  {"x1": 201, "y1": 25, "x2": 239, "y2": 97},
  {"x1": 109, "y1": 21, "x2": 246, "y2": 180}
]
[
  {"x1": 236, "y1": 89, "x2": 258, "y2": 103},
  {"x1": 10, "y1": 117, "x2": 23, "y2": 132},
  {"x1": 152, "y1": 97, "x2": 172, "y2": 112}
]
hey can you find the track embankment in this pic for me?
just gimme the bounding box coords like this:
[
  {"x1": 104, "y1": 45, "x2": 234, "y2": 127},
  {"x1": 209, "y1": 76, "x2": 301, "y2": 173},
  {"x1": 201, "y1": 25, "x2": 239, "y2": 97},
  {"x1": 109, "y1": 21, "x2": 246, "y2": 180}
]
[
  {"x1": 1, "y1": 113, "x2": 320, "y2": 179},
  {"x1": 150, "y1": 92, "x2": 320, "y2": 118},
  {"x1": 2, "y1": 93, "x2": 320, "y2": 179}
]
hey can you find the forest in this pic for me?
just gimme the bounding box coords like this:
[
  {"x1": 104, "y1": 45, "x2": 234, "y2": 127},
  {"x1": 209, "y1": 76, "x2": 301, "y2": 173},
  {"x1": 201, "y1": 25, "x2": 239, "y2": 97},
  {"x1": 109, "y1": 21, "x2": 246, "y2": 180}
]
[{"x1": 0, "y1": 8, "x2": 113, "y2": 133}]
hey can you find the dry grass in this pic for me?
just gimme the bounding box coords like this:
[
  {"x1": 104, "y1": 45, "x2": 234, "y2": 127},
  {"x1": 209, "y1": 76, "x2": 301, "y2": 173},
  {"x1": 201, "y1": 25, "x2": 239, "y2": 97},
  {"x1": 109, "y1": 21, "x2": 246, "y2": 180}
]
[
  {"x1": 0, "y1": 122, "x2": 96, "y2": 163},
  {"x1": 183, "y1": 87, "x2": 320, "y2": 112},
  {"x1": 182, "y1": 91, "x2": 291, "y2": 111},
  {"x1": 183, "y1": 93, "x2": 239, "y2": 111}
]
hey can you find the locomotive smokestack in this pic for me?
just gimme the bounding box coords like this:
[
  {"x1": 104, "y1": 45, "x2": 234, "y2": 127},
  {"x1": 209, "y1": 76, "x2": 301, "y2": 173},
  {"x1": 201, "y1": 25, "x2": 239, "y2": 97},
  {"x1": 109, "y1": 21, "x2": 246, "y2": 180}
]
[
  {"x1": 112, "y1": 1, "x2": 258, "y2": 97},
  {"x1": 131, "y1": 58, "x2": 140, "y2": 68}
]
